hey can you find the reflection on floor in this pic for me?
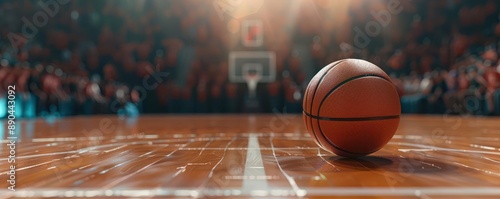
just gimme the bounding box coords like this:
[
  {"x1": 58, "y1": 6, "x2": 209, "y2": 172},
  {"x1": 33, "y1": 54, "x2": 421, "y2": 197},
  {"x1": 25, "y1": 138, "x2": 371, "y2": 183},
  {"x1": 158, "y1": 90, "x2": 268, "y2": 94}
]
[{"x1": 0, "y1": 115, "x2": 500, "y2": 198}]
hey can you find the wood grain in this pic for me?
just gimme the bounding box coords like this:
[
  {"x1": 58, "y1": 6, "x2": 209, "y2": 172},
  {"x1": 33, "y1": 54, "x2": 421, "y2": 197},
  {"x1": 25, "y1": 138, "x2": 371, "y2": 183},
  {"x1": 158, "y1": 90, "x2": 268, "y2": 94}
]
[{"x1": 0, "y1": 115, "x2": 499, "y2": 198}]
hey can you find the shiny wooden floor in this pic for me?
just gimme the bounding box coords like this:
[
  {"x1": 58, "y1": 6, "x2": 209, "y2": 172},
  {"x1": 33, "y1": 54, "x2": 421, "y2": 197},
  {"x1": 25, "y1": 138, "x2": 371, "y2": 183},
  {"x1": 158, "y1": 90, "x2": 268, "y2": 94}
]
[{"x1": 1, "y1": 115, "x2": 500, "y2": 198}]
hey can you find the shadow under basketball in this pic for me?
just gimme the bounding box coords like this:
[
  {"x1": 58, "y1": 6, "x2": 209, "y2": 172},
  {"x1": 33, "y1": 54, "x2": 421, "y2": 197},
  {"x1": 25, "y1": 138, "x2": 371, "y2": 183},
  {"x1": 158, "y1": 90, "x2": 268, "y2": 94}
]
[{"x1": 326, "y1": 155, "x2": 457, "y2": 173}]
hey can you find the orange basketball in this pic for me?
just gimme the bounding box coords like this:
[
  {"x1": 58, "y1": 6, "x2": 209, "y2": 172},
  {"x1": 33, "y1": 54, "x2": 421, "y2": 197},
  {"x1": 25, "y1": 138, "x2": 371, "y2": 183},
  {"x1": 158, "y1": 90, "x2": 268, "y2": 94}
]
[{"x1": 303, "y1": 59, "x2": 400, "y2": 157}]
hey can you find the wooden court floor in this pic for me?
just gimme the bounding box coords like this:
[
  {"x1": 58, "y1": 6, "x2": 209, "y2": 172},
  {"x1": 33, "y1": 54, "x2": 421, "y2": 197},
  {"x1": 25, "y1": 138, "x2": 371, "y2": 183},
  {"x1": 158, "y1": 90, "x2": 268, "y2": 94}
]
[{"x1": 1, "y1": 115, "x2": 500, "y2": 198}]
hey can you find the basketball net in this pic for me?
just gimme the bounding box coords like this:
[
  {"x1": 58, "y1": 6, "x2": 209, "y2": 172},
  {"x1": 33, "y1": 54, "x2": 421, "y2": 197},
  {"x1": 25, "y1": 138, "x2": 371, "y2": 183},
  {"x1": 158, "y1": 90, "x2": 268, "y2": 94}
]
[{"x1": 244, "y1": 73, "x2": 261, "y2": 99}]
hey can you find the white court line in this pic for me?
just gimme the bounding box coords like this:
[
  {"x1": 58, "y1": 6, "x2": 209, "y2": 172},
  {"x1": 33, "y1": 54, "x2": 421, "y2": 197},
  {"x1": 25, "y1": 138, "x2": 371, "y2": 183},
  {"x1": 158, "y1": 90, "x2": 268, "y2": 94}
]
[
  {"x1": 393, "y1": 142, "x2": 500, "y2": 155},
  {"x1": 241, "y1": 134, "x2": 269, "y2": 195},
  {"x1": 100, "y1": 139, "x2": 198, "y2": 190},
  {"x1": 302, "y1": 187, "x2": 500, "y2": 196},
  {"x1": 195, "y1": 137, "x2": 236, "y2": 198},
  {"x1": 3, "y1": 187, "x2": 500, "y2": 197},
  {"x1": 177, "y1": 147, "x2": 320, "y2": 150},
  {"x1": 269, "y1": 136, "x2": 307, "y2": 197}
]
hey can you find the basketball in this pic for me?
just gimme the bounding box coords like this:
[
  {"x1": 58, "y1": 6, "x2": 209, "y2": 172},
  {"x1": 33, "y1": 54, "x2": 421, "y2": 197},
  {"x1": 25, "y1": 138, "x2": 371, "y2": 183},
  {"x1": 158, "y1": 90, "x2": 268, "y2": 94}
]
[{"x1": 303, "y1": 59, "x2": 401, "y2": 157}]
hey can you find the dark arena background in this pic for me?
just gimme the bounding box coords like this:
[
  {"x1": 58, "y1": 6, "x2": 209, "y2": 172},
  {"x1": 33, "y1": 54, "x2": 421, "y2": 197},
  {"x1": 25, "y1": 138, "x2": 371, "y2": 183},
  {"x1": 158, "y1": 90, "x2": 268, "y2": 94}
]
[{"x1": 1, "y1": 0, "x2": 500, "y2": 198}]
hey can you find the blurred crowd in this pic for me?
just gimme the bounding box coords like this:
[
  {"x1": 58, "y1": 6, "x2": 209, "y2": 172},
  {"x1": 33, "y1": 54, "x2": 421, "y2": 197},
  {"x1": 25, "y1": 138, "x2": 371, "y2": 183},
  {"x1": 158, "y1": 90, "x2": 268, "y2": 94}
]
[
  {"x1": 394, "y1": 51, "x2": 500, "y2": 115},
  {"x1": 0, "y1": 0, "x2": 499, "y2": 118}
]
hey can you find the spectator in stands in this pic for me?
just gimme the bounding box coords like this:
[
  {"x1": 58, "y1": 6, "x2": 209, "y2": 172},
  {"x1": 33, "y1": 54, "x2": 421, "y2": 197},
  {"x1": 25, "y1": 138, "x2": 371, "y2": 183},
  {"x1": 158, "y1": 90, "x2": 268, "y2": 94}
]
[
  {"x1": 1, "y1": 0, "x2": 500, "y2": 116},
  {"x1": 484, "y1": 61, "x2": 500, "y2": 115},
  {"x1": 465, "y1": 67, "x2": 487, "y2": 114},
  {"x1": 221, "y1": 81, "x2": 236, "y2": 113},
  {"x1": 403, "y1": 72, "x2": 422, "y2": 95},
  {"x1": 166, "y1": 83, "x2": 182, "y2": 113},
  {"x1": 427, "y1": 71, "x2": 448, "y2": 114}
]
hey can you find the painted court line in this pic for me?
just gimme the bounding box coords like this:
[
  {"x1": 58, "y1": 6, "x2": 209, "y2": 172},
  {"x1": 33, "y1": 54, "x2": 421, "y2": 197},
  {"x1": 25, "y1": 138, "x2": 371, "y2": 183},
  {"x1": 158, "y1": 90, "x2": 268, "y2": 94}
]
[
  {"x1": 269, "y1": 136, "x2": 306, "y2": 197},
  {"x1": 241, "y1": 134, "x2": 269, "y2": 194},
  {"x1": 4, "y1": 187, "x2": 500, "y2": 197},
  {"x1": 393, "y1": 142, "x2": 500, "y2": 155}
]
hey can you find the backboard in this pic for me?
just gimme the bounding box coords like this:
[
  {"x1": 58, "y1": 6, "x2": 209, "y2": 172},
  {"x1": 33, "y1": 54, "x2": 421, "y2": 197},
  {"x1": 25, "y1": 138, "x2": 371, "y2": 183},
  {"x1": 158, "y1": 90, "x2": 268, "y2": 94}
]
[
  {"x1": 228, "y1": 51, "x2": 276, "y2": 83},
  {"x1": 241, "y1": 20, "x2": 264, "y2": 47}
]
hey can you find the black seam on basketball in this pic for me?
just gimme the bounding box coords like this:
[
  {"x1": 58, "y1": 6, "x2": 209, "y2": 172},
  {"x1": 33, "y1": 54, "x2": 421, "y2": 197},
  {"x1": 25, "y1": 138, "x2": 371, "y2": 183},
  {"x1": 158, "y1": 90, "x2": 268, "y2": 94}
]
[
  {"x1": 309, "y1": 60, "x2": 344, "y2": 114},
  {"x1": 316, "y1": 118, "x2": 371, "y2": 155},
  {"x1": 308, "y1": 60, "x2": 344, "y2": 147},
  {"x1": 303, "y1": 111, "x2": 399, "y2": 121},
  {"x1": 314, "y1": 74, "x2": 393, "y2": 156},
  {"x1": 317, "y1": 74, "x2": 392, "y2": 115}
]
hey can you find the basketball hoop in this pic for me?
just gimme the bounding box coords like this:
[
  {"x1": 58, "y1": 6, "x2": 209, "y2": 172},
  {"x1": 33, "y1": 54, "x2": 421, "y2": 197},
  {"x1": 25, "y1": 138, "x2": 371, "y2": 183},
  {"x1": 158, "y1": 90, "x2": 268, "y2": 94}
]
[
  {"x1": 244, "y1": 73, "x2": 261, "y2": 99},
  {"x1": 228, "y1": 51, "x2": 276, "y2": 102}
]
